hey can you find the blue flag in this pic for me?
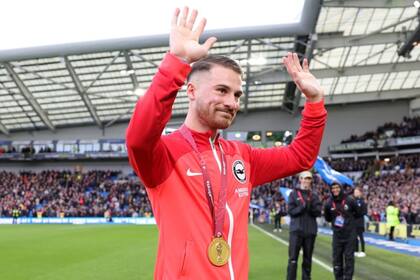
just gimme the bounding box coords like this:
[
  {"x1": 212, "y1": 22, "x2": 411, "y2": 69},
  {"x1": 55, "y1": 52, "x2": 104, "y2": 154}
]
[
  {"x1": 279, "y1": 187, "x2": 293, "y2": 203},
  {"x1": 314, "y1": 156, "x2": 354, "y2": 187},
  {"x1": 249, "y1": 203, "x2": 263, "y2": 209}
]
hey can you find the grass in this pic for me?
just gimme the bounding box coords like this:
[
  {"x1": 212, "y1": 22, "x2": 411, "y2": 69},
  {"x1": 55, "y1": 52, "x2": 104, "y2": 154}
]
[
  {"x1": 257, "y1": 223, "x2": 420, "y2": 280},
  {"x1": 0, "y1": 224, "x2": 418, "y2": 279}
]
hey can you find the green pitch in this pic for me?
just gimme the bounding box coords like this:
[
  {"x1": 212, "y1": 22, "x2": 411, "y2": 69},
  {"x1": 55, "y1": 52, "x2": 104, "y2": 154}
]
[{"x1": 0, "y1": 224, "x2": 418, "y2": 279}]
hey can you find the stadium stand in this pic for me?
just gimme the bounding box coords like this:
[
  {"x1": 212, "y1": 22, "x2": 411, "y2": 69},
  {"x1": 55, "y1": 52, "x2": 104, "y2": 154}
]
[{"x1": 0, "y1": 170, "x2": 152, "y2": 218}]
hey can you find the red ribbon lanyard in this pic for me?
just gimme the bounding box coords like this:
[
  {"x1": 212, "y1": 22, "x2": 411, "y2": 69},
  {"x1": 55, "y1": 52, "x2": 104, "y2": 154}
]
[
  {"x1": 332, "y1": 199, "x2": 346, "y2": 215},
  {"x1": 180, "y1": 125, "x2": 227, "y2": 238},
  {"x1": 297, "y1": 190, "x2": 311, "y2": 204},
  {"x1": 297, "y1": 191, "x2": 305, "y2": 204}
]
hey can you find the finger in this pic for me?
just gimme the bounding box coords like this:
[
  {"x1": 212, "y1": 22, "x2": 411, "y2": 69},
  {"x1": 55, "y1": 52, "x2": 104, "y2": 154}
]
[
  {"x1": 179, "y1": 6, "x2": 189, "y2": 26},
  {"x1": 193, "y1": 17, "x2": 207, "y2": 38},
  {"x1": 282, "y1": 55, "x2": 291, "y2": 74},
  {"x1": 285, "y1": 52, "x2": 297, "y2": 74},
  {"x1": 282, "y1": 56, "x2": 290, "y2": 72},
  {"x1": 303, "y1": 58, "x2": 309, "y2": 72},
  {"x1": 186, "y1": 9, "x2": 198, "y2": 30},
  {"x1": 203, "y1": 36, "x2": 217, "y2": 51},
  {"x1": 293, "y1": 53, "x2": 303, "y2": 72},
  {"x1": 171, "y1": 8, "x2": 180, "y2": 27}
]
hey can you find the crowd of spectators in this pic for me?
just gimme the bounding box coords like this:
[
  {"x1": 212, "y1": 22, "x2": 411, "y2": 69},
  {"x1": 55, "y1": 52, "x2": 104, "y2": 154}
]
[
  {"x1": 341, "y1": 116, "x2": 420, "y2": 144},
  {"x1": 0, "y1": 170, "x2": 152, "y2": 218},
  {"x1": 326, "y1": 154, "x2": 420, "y2": 174},
  {"x1": 362, "y1": 171, "x2": 420, "y2": 224},
  {"x1": 250, "y1": 154, "x2": 420, "y2": 225},
  {"x1": 2, "y1": 154, "x2": 420, "y2": 226}
]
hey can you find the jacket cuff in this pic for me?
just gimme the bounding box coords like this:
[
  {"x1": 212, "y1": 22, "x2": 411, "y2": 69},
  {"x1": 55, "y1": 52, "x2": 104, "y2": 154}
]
[
  {"x1": 302, "y1": 99, "x2": 327, "y2": 118},
  {"x1": 160, "y1": 53, "x2": 192, "y2": 85}
]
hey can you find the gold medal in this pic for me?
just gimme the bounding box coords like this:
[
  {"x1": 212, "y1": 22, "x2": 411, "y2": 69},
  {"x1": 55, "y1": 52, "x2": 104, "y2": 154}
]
[{"x1": 208, "y1": 237, "x2": 230, "y2": 266}]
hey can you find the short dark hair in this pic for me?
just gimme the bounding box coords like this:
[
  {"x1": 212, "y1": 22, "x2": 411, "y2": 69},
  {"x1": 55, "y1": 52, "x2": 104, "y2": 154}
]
[{"x1": 187, "y1": 55, "x2": 242, "y2": 82}]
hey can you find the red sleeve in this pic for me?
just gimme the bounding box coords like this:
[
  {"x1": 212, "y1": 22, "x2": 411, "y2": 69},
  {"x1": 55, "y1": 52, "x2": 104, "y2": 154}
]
[
  {"x1": 249, "y1": 100, "x2": 327, "y2": 187},
  {"x1": 126, "y1": 53, "x2": 191, "y2": 188}
]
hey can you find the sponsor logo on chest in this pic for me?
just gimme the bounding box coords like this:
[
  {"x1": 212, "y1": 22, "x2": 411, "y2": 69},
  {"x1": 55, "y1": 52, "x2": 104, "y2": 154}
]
[{"x1": 235, "y1": 187, "x2": 249, "y2": 198}]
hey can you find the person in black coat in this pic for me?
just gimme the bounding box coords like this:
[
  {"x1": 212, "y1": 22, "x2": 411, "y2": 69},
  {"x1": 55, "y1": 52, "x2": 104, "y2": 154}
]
[
  {"x1": 353, "y1": 187, "x2": 367, "y2": 257},
  {"x1": 287, "y1": 171, "x2": 322, "y2": 280},
  {"x1": 324, "y1": 182, "x2": 362, "y2": 280}
]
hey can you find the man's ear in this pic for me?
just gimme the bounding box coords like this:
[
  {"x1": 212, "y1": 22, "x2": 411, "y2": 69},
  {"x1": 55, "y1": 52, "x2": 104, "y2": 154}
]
[{"x1": 186, "y1": 82, "x2": 196, "y2": 101}]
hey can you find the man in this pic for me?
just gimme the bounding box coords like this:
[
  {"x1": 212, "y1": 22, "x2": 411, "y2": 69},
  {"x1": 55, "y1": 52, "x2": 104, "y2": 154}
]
[
  {"x1": 126, "y1": 7, "x2": 327, "y2": 279},
  {"x1": 272, "y1": 199, "x2": 287, "y2": 233},
  {"x1": 386, "y1": 201, "x2": 400, "y2": 241},
  {"x1": 287, "y1": 171, "x2": 322, "y2": 280},
  {"x1": 353, "y1": 187, "x2": 367, "y2": 257},
  {"x1": 12, "y1": 206, "x2": 21, "y2": 224},
  {"x1": 324, "y1": 182, "x2": 361, "y2": 280}
]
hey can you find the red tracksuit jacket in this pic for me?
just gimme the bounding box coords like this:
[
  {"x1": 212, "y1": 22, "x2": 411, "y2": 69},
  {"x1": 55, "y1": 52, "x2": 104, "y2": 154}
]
[{"x1": 126, "y1": 53, "x2": 327, "y2": 279}]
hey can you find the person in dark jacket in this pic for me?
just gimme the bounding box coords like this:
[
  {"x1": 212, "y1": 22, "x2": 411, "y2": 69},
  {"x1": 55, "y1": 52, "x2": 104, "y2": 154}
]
[
  {"x1": 324, "y1": 182, "x2": 361, "y2": 280},
  {"x1": 287, "y1": 171, "x2": 322, "y2": 280},
  {"x1": 353, "y1": 187, "x2": 367, "y2": 257}
]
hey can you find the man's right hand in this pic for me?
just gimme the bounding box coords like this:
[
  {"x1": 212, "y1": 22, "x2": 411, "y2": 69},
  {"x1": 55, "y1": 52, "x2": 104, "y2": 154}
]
[{"x1": 170, "y1": 7, "x2": 217, "y2": 64}]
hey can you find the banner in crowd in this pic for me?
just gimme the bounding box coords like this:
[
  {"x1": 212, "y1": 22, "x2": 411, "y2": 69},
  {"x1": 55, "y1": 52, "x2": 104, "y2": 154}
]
[
  {"x1": 279, "y1": 187, "x2": 292, "y2": 203},
  {"x1": 0, "y1": 217, "x2": 156, "y2": 225},
  {"x1": 250, "y1": 203, "x2": 263, "y2": 209},
  {"x1": 314, "y1": 156, "x2": 354, "y2": 187}
]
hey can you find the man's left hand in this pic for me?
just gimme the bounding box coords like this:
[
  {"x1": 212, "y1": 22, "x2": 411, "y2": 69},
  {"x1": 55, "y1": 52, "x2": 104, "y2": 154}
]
[{"x1": 283, "y1": 52, "x2": 324, "y2": 103}]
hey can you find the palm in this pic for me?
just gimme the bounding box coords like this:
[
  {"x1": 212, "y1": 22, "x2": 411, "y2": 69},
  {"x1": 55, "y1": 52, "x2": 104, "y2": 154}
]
[
  {"x1": 283, "y1": 53, "x2": 324, "y2": 102},
  {"x1": 169, "y1": 7, "x2": 217, "y2": 63},
  {"x1": 294, "y1": 72, "x2": 323, "y2": 99},
  {"x1": 170, "y1": 27, "x2": 209, "y2": 63}
]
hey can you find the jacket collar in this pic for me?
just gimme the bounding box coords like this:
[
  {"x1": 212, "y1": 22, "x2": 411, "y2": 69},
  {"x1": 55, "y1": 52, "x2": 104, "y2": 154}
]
[{"x1": 180, "y1": 124, "x2": 221, "y2": 146}]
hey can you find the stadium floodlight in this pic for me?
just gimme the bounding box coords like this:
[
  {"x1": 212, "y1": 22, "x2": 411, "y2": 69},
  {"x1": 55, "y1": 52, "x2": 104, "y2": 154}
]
[{"x1": 0, "y1": 0, "x2": 321, "y2": 62}]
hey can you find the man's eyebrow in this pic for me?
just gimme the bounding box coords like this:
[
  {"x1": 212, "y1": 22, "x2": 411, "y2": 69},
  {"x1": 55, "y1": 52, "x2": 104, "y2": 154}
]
[{"x1": 214, "y1": 84, "x2": 243, "y2": 96}]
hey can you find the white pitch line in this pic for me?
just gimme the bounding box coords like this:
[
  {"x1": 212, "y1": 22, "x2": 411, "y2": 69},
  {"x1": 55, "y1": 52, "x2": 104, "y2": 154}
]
[{"x1": 250, "y1": 223, "x2": 334, "y2": 273}]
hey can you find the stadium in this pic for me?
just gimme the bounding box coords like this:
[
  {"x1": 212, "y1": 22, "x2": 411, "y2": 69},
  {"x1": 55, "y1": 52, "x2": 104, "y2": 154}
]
[{"x1": 1, "y1": 0, "x2": 420, "y2": 279}]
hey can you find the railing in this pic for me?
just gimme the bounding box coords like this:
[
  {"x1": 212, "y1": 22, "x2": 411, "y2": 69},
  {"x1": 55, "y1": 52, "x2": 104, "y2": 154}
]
[{"x1": 329, "y1": 135, "x2": 420, "y2": 154}]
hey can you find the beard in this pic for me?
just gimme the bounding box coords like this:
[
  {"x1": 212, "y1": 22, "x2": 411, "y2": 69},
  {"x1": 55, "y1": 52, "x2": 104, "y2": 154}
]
[{"x1": 197, "y1": 105, "x2": 236, "y2": 130}]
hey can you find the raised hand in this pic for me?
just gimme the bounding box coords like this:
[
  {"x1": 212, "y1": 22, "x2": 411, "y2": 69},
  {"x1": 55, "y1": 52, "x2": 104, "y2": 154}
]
[
  {"x1": 170, "y1": 7, "x2": 217, "y2": 64},
  {"x1": 283, "y1": 52, "x2": 324, "y2": 103}
]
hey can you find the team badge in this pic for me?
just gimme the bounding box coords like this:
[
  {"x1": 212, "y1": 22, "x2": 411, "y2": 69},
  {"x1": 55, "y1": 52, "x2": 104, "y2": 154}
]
[{"x1": 232, "y1": 160, "x2": 246, "y2": 184}]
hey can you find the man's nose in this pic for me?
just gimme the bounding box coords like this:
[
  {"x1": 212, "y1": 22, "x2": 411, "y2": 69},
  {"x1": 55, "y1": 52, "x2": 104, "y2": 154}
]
[{"x1": 225, "y1": 95, "x2": 239, "y2": 110}]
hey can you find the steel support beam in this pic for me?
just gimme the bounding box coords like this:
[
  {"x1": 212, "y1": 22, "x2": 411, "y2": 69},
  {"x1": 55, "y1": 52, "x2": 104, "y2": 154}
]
[
  {"x1": 250, "y1": 60, "x2": 420, "y2": 84},
  {"x1": 317, "y1": 31, "x2": 404, "y2": 49},
  {"x1": 323, "y1": 0, "x2": 414, "y2": 8},
  {"x1": 65, "y1": 57, "x2": 103, "y2": 128},
  {"x1": 244, "y1": 40, "x2": 252, "y2": 114},
  {"x1": 283, "y1": 35, "x2": 310, "y2": 113},
  {"x1": 299, "y1": 87, "x2": 420, "y2": 106},
  {"x1": 2, "y1": 63, "x2": 55, "y2": 131},
  {"x1": 124, "y1": 51, "x2": 140, "y2": 89},
  {"x1": 0, "y1": 119, "x2": 10, "y2": 135}
]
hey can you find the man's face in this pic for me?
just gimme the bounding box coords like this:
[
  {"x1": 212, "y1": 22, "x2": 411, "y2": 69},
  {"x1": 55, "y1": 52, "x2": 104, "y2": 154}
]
[
  {"x1": 188, "y1": 65, "x2": 243, "y2": 130},
  {"x1": 331, "y1": 185, "x2": 341, "y2": 197},
  {"x1": 354, "y1": 189, "x2": 361, "y2": 198},
  {"x1": 299, "y1": 176, "x2": 312, "y2": 190}
]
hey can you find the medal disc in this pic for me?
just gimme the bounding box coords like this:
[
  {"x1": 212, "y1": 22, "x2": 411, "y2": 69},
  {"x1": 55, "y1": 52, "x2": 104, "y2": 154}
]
[{"x1": 208, "y1": 237, "x2": 230, "y2": 266}]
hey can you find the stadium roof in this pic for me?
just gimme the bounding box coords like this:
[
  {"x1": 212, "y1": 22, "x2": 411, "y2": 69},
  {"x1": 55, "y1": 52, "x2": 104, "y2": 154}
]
[{"x1": 0, "y1": 0, "x2": 419, "y2": 134}]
